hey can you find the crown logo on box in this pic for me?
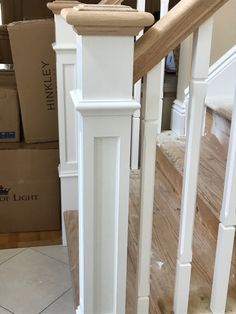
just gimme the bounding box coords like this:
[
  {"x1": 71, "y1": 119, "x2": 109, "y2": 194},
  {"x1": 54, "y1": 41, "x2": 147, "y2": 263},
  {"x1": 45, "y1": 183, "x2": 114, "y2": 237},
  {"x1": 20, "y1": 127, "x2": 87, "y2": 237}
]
[{"x1": 0, "y1": 185, "x2": 10, "y2": 196}]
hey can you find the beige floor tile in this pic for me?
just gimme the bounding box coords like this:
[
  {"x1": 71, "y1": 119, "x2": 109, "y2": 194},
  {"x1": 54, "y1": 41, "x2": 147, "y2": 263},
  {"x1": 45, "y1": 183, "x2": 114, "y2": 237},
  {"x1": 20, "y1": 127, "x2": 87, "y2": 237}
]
[
  {"x1": 0, "y1": 248, "x2": 25, "y2": 265},
  {"x1": 0, "y1": 248, "x2": 71, "y2": 314},
  {"x1": 32, "y1": 245, "x2": 69, "y2": 265},
  {"x1": 41, "y1": 289, "x2": 75, "y2": 314},
  {"x1": 0, "y1": 307, "x2": 12, "y2": 314}
]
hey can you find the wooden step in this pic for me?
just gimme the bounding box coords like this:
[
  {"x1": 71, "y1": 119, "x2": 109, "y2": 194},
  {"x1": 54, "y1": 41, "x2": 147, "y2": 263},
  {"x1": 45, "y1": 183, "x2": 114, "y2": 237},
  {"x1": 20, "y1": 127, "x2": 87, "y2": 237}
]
[
  {"x1": 0, "y1": 230, "x2": 61, "y2": 249},
  {"x1": 61, "y1": 149, "x2": 236, "y2": 313},
  {"x1": 206, "y1": 96, "x2": 233, "y2": 122},
  {"x1": 156, "y1": 111, "x2": 228, "y2": 240},
  {"x1": 127, "y1": 167, "x2": 236, "y2": 313},
  {"x1": 206, "y1": 96, "x2": 233, "y2": 146}
]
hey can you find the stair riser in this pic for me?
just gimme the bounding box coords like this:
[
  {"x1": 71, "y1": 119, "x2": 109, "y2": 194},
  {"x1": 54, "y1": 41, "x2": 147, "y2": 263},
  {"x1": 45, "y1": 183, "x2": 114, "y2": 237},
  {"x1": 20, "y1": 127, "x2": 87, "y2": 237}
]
[{"x1": 211, "y1": 111, "x2": 230, "y2": 147}]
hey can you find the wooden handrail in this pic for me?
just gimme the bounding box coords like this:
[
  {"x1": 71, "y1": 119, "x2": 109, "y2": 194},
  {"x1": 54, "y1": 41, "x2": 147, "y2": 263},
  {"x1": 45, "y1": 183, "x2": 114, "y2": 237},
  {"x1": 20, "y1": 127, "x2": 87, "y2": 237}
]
[{"x1": 133, "y1": 0, "x2": 229, "y2": 83}]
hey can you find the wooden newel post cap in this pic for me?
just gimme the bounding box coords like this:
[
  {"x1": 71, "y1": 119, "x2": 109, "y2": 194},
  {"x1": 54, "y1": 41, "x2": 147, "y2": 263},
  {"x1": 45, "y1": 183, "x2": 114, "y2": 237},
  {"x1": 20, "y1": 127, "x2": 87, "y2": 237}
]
[
  {"x1": 47, "y1": 1, "x2": 80, "y2": 15},
  {"x1": 61, "y1": 4, "x2": 154, "y2": 36}
]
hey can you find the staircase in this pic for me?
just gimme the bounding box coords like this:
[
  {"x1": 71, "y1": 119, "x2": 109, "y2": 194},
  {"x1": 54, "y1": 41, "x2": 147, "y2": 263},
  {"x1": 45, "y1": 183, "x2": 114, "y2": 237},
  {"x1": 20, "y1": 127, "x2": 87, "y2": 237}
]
[
  {"x1": 152, "y1": 108, "x2": 236, "y2": 312},
  {"x1": 48, "y1": 0, "x2": 236, "y2": 313},
  {"x1": 157, "y1": 110, "x2": 227, "y2": 240}
]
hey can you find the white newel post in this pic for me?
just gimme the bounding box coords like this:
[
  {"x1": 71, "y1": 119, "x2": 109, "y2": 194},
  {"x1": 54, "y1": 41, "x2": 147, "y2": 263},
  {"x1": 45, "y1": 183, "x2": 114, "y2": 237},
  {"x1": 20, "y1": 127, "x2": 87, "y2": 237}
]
[
  {"x1": 173, "y1": 18, "x2": 213, "y2": 314},
  {"x1": 48, "y1": 1, "x2": 79, "y2": 246},
  {"x1": 62, "y1": 5, "x2": 154, "y2": 314}
]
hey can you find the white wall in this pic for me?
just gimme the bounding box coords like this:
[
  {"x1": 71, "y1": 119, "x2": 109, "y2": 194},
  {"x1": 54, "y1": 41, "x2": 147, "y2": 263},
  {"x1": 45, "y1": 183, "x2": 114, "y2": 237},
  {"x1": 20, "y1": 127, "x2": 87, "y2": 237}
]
[{"x1": 211, "y1": 0, "x2": 236, "y2": 64}]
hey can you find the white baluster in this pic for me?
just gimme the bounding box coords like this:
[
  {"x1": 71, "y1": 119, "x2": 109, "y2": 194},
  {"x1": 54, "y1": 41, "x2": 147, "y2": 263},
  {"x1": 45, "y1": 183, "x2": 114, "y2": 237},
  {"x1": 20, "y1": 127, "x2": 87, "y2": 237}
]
[
  {"x1": 48, "y1": 1, "x2": 79, "y2": 246},
  {"x1": 132, "y1": 0, "x2": 169, "y2": 171},
  {"x1": 136, "y1": 2, "x2": 169, "y2": 313},
  {"x1": 136, "y1": 67, "x2": 160, "y2": 314},
  {"x1": 210, "y1": 85, "x2": 236, "y2": 314},
  {"x1": 131, "y1": 0, "x2": 146, "y2": 170},
  {"x1": 171, "y1": 35, "x2": 193, "y2": 136},
  {"x1": 173, "y1": 18, "x2": 213, "y2": 314},
  {"x1": 62, "y1": 5, "x2": 154, "y2": 314}
]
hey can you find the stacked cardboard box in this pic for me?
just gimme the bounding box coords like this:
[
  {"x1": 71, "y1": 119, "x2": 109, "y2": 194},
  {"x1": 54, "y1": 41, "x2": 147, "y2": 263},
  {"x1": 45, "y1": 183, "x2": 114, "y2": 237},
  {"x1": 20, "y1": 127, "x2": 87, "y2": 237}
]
[
  {"x1": 0, "y1": 142, "x2": 60, "y2": 233},
  {"x1": 0, "y1": 14, "x2": 60, "y2": 234},
  {"x1": 0, "y1": 67, "x2": 20, "y2": 143},
  {"x1": 8, "y1": 19, "x2": 58, "y2": 143}
]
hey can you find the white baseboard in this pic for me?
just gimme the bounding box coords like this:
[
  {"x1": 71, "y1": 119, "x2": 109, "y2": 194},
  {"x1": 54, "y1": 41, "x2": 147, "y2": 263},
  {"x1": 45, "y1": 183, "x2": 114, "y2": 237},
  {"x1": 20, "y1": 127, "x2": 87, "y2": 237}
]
[
  {"x1": 58, "y1": 166, "x2": 78, "y2": 246},
  {"x1": 137, "y1": 296, "x2": 150, "y2": 314},
  {"x1": 171, "y1": 99, "x2": 188, "y2": 136}
]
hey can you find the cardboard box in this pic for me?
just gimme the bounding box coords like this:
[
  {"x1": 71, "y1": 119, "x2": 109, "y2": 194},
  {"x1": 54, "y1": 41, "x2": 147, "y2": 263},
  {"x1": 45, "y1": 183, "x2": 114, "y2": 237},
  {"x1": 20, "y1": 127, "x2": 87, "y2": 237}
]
[
  {"x1": 0, "y1": 25, "x2": 13, "y2": 64},
  {"x1": 0, "y1": 87, "x2": 20, "y2": 142},
  {"x1": 0, "y1": 142, "x2": 60, "y2": 233},
  {"x1": 8, "y1": 20, "x2": 58, "y2": 143}
]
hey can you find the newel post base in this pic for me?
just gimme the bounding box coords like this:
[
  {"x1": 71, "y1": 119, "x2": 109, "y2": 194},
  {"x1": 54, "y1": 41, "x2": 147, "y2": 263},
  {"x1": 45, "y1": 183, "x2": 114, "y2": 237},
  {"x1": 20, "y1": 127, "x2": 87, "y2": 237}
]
[{"x1": 62, "y1": 5, "x2": 154, "y2": 313}]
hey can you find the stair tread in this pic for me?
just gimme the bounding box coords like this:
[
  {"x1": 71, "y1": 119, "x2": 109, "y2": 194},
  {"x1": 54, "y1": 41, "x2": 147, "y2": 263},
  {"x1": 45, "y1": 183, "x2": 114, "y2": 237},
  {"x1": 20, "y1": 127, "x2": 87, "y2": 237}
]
[
  {"x1": 128, "y1": 168, "x2": 236, "y2": 313},
  {"x1": 206, "y1": 96, "x2": 233, "y2": 121},
  {"x1": 157, "y1": 126, "x2": 228, "y2": 223}
]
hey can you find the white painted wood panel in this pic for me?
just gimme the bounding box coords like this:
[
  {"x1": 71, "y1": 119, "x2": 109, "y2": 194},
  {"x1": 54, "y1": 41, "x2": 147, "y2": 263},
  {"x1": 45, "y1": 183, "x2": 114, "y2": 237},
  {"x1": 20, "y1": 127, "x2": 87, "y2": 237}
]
[
  {"x1": 53, "y1": 14, "x2": 78, "y2": 246},
  {"x1": 78, "y1": 36, "x2": 133, "y2": 100},
  {"x1": 211, "y1": 224, "x2": 235, "y2": 314},
  {"x1": 131, "y1": 0, "x2": 146, "y2": 170},
  {"x1": 135, "y1": 2, "x2": 169, "y2": 312},
  {"x1": 72, "y1": 32, "x2": 139, "y2": 314}
]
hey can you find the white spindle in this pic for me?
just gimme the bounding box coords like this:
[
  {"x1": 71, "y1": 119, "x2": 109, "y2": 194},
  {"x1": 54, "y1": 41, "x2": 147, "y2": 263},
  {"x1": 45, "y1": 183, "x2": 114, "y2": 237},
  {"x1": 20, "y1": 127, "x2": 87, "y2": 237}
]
[
  {"x1": 210, "y1": 85, "x2": 236, "y2": 314},
  {"x1": 171, "y1": 35, "x2": 193, "y2": 136},
  {"x1": 48, "y1": 1, "x2": 79, "y2": 246},
  {"x1": 132, "y1": 0, "x2": 168, "y2": 171},
  {"x1": 173, "y1": 18, "x2": 213, "y2": 314},
  {"x1": 62, "y1": 5, "x2": 154, "y2": 314},
  {"x1": 131, "y1": 0, "x2": 146, "y2": 170},
  {"x1": 136, "y1": 67, "x2": 161, "y2": 314},
  {"x1": 136, "y1": 2, "x2": 169, "y2": 313}
]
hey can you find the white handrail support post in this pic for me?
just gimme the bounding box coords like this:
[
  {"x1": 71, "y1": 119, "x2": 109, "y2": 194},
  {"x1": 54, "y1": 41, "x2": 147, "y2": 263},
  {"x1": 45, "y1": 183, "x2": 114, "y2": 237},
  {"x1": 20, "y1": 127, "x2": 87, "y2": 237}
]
[
  {"x1": 131, "y1": 0, "x2": 146, "y2": 170},
  {"x1": 173, "y1": 17, "x2": 213, "y2": 314},
  {"x1": 136, "y1": 1, "x2": 169, "y2": 313},
  {"x1": 210, "y1": 84, "x2": 236, "y2": 314},
  {"x1": 62, "y1": 5, "x2": 154, "y2": 314},
  {"x1": 171, "y1": 35, "x2": 193, "y2": 136},
  {"x1": 136, "y1": 66, "x2": 160, "y2": 314}
]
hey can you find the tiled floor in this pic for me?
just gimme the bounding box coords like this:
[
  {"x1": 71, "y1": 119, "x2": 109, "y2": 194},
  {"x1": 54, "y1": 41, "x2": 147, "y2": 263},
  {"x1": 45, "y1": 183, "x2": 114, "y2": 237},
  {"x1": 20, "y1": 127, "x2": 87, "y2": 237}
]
[{"x1": 0, "y1": 245, "x2": 75, "y2": 314}]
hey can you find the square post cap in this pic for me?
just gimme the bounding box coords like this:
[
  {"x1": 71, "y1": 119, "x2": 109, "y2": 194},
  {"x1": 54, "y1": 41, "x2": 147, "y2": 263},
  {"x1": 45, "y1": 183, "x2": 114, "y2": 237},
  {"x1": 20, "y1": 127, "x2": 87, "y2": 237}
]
[
  {"x1": 61, "y1": 4, "x2": 155, "y2": 36},
  {"x1": 47, "y1": 1, "x2": 80, "y2": 15}
]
